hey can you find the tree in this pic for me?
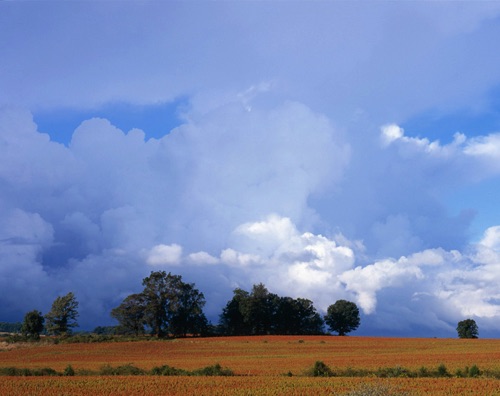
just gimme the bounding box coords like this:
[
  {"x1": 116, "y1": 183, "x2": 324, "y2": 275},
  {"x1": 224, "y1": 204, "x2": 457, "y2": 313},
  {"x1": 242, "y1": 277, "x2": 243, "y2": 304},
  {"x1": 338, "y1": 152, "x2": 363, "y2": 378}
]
[
  {"x1": 274, "y1": 297, "x2": 324, "y2": 335},
  {"x1": 239, "y1": 283, "x2": 277, "y2": 335},
  {"x1": 219, "y1": 288, "x2": 251, "y2": 335},
  {"x1": 110, "y1": 293, "x2": 146, "y2": 336},
  {"x1": 457, "y1": 318, "x2": 478, "y2": 339},
  {"x1": 45, "y1": 292, "x2": 79, "y2": 335},
  {"x1": 168, "y1": 281, "x2": 208, "y2": 337},
  {"x1": 129, "y1": 271, "x2": 207, "y2": 337},
  {"x1": 324, "y1": 300, "x2": 360, "y2": 336},
  {"x1": 21, "y1": 310, "x2": 44, "y2": 340},
  {"x1": 219, "y1": 284, "x2": 325, "y2": 336}
]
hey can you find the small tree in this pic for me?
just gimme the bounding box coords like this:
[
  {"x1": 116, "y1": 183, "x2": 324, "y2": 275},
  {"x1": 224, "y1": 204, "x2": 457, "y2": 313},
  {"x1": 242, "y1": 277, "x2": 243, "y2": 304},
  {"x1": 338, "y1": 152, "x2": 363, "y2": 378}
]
[
  {"x1": 45, "y1": 292, "x2": 79, "y2": 335},
  {"x1": 457, "y1": 318, "x2": 478, "y2": 339},
  {"x1": 324, "y1": 299, "x2": 360, "y2": 336},
  {"x1": 21, "y1": 310, "x2": 45, "y2": 340}
]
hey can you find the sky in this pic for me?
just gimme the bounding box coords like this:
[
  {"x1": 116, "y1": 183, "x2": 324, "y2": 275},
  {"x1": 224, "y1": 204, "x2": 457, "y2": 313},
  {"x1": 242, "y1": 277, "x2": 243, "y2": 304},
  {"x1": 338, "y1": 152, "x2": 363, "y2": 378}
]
[{"x1": 2, "y1": 1, "x2": 500, "y2": 337}]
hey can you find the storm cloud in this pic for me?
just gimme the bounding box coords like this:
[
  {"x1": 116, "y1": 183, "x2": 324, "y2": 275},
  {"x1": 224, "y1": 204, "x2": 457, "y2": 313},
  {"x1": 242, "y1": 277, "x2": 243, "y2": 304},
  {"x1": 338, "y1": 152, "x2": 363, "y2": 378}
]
[{"x1": 2, "y1": 2, "x2": 500, "y2": 336}]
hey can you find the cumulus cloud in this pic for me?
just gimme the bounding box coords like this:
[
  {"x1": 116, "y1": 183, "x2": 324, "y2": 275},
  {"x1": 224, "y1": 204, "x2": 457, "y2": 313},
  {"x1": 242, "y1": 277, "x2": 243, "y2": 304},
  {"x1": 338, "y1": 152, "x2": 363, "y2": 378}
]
[
  {"x1": 3, "y1": 2, "x2": 500, "y2": 337},
  {"x1": 146, "y1": 244, "x2": 183, "y2": 266}
]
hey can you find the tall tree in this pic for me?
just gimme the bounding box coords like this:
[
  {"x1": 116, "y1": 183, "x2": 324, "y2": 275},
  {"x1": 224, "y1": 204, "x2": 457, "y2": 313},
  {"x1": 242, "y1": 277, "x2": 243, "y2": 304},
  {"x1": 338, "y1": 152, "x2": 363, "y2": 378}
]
[
  {"x1": 219, "y1": 288, "x2": 251, "y2": 335},
  {"x1": 45, "y1": 292, "x2": 79, "y2": 335},
  {"x1": 324, "y1": 300, "x2": 360, "y2": 336},
  {"x1": 457, "y1": 318, "x2": 479, "y2": 339},
  {"x1": 168, "y1": 281, "x2": 208, "y2": 337},
  {"x1": 110, "y1": 293, "x2": 146, "y2": 336},
  {"x1": 21, "y1": 310, "x2": 45, "y2": 340},
  {"x1": 240, "y1": 283, "x2": 277, "y2": 335},
  {"x1": 294, "y1": 298, "x2": 325, "y2": 335},
  {"x1": 134, "y1": 271, "x2": 207, "y2": 337},
  {"x1": 273, "y1": 297, "x2": 324, "y2": 335},
  {"x1": 219, "y1": 284, "x2": 324, "y2": 336}
]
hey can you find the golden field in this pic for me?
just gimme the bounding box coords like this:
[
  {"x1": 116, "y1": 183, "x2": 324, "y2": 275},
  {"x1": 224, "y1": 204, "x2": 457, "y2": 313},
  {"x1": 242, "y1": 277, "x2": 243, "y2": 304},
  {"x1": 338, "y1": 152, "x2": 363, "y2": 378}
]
[{"x1": 1, "y1": 335, "x2": 499, "y2": 395}]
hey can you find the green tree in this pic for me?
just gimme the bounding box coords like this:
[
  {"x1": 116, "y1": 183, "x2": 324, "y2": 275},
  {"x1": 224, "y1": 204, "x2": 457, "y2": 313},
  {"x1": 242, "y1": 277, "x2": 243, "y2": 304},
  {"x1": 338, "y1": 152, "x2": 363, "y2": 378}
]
[
  {"x1": 324, "y1": 299, "x2": 360, "y2": 336},
  {"x1": 274, "y1": 297, "x2": 324, "y2": 335},
  {"x1": 21, "y1": 310, "x2": 45, "y2": 340},
  {"x1": 457, "y1": 318, "x2": 478, "y2": 339},
  {"x1": 168, "y1": 281, "x2": 208, "y2": 337},
  {"x1": 45, "y1": 292, "x2": 79, "y2": 335},
  {"x1": 219, "y1": 288, "x2": 251, "y2": 335},
  {"x1": 219, "y1": 285, "x2": 324, "y2": 336},
  {"x1": 239, "y1": 283, "x2": 277, "y2": 335},
  {"x1": 139, "y1": 271, "x2": 207, "y2": 337},
  {"x1": 110, "y1": 293, "x2": 146, "y2": 336}
]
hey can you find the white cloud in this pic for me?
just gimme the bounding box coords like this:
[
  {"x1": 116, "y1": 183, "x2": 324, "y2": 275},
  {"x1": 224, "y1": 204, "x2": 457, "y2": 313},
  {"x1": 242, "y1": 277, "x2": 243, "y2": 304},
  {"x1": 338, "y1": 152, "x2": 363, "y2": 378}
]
[
  {"x1": 380, "y1": 124, "x2": 404, "y2": 146},
  {"x1": 3, "y1": 2, "x2": 500, "y2": 336},
  {"x1": 146, "y1": 244, "x2": 183, "y2": 266},
  {"x1": 187, "y1": 251, "x2": 219, "y2": 265}
]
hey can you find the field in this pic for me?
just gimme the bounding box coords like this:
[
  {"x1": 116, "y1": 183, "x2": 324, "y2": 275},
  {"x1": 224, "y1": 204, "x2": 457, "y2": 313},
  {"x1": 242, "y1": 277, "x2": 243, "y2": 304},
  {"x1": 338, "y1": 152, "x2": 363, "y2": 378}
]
[{"x1": 1, "y1": 335, "x2": 499, "y2": 395}]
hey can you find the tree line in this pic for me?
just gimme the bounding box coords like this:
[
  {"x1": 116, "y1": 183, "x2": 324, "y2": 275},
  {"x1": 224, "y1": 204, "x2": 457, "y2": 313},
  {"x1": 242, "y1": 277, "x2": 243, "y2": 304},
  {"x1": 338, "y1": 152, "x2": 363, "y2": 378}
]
[
  {"x1": 18, "y1": 271, "x2": 360, "y2": 339},
  {"x1": 15, "y1": 271, "x2": 479, "y2": 340}
]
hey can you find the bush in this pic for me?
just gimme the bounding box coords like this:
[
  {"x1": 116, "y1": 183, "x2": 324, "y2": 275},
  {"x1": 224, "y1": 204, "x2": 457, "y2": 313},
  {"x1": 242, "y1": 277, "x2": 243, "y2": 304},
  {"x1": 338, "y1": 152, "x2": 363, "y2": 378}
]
[
  {"x1": 99, "y1": 364, "x2": 145, "y2": 375},
  {"x1": 150, "y1": 365, "x2": 189, "y2": 376},
  {"x1": 306, "y1": 361, "x2": 334, "y2": 377},
  {"x1": 192, "y1": 363, "x2": 233, "y2": 376},
  {"x1": 0, "y1": 367, "x2": 58, "y2": 376},
  {"x1": 468, "y1": 364, "x2": 481, "y2": 378},
  {"x1": 63, "y1": 365, "x2": 75, "y2": 376},
  {"x1": 375, "y1": 366, "x2": 412, "y2": 378},
  {"x1": 437, "y1": 363, "x2": 449, "y2": 377}
]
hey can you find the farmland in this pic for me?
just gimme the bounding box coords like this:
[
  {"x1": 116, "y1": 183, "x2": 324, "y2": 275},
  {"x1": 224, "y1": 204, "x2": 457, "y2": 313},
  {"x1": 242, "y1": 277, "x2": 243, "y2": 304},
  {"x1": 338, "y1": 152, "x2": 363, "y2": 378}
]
[{"x1": 1, "y1": 335, "x2": 499, "y2": 395}]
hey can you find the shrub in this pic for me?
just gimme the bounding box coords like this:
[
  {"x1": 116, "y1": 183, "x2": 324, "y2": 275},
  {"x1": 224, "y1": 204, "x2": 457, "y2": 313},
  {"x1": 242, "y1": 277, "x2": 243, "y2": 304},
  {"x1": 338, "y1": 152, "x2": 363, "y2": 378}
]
[
  {"x1": 376, "y1": 366, "x2": 411, "y2": 378},
  {"x1": 468, "y1": 364, "x2": 481, "y2": 378},
  {"x1": 150, "y1": 365, "x2": 187, "y2": 376},
  {"x1": 306, "y1": 361, "x2": 334, "y2": 377},
  {"x1": 32, "y1": 367, "x2": 58, "y2": 376},
  {"x1": 192, "y1": 363, "x2": 234, "y2": 376},
  {"x1": 437, "y1": 363, "x2": 449, "y2": 377},
  {"x1": 417, "y1": 366, "x2": 429, "y2": 377},
  {"x1": 99, "y1": 364, "x2": 145, "y2": 375},
  {"x1": 63, "y1": 365, "x2": 75, "y2": 376}
]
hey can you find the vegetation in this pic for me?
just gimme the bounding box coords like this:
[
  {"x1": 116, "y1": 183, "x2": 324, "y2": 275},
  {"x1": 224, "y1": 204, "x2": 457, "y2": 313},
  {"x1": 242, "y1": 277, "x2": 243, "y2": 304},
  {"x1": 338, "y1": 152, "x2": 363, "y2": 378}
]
[
  {"x1": 21, "y1": 310, "x2": 44, "y2": 340},
  {"x1": 324, "y1": 299, "x2": 360, "y2": 336},
  {"x1": 45, "y1": 292, "x2": 79, "y2": 335},
  {"x1": 457, "y1": 318, "x2": 479, "y2": 339},
  {"x1": 0, "y1": 360, "x2": 495, "y2": 380},
  {"x1": 219, "y1": 283, "x2": 325, "y2": 335},
  {"x1": 0, "y1": 322, "x2": 21, "y2": 333},
  {"x1": 0, "y1": 363, "x2": 234, "y2": 377},
  {"x1": 111, "y1": 271, "x2": 208, "y2": 337},
  {"x1": 1, "y1": 336, "x2": 499, "y2": 395}
]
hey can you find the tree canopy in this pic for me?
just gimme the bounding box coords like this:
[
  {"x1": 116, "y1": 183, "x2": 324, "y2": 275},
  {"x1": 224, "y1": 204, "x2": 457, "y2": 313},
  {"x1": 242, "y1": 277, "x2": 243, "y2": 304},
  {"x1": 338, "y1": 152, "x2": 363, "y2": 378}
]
[
  {"x1": 324, "y1": 300, "x2": 360, "y2": 336},
  {"x1": 457, "y1": 318, "x2": 479, "y2": 339},
  {"x1": 21, "y1": 310, "x2": 45, "y2": 340},
  {"x1": 112, "y1": 271, "x2": 208, "y2": 337},
  {"x1": 45, "y1": 292, "x2": 79, "y2": 335},
  {"x1": 219, "y1": 283, "x2": 324, "y2": 335}
]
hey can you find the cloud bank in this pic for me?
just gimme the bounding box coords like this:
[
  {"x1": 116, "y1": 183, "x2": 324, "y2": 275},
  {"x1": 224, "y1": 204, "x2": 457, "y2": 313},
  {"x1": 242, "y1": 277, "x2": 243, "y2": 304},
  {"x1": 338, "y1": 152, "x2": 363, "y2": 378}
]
[
  {"x1": 1, "y1": 99, "x2": 500, "y2": 336},
  {"x1": 3, "y1": 2, "x2": 500, "y2": 336}
]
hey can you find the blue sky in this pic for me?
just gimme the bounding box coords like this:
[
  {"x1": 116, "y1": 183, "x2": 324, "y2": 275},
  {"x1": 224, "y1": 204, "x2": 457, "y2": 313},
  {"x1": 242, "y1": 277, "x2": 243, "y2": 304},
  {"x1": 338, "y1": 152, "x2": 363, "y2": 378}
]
[
  {"x1": 33, "y1": 100, "x2": 188, "y2": 145},
  {"x1": 2, "y1": 1, "x2": 500, "y2": 337}
]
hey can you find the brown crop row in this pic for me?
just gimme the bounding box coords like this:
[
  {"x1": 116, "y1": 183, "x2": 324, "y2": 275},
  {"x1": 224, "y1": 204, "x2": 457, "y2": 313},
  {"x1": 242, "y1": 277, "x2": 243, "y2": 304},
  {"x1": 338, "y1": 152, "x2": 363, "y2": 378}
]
[
  {"x1": 1, "y1": 376, "x2": 500, "y2": 396},
  {"x1": 1, "y1": 335, "x2": 499, "y2": 395}
]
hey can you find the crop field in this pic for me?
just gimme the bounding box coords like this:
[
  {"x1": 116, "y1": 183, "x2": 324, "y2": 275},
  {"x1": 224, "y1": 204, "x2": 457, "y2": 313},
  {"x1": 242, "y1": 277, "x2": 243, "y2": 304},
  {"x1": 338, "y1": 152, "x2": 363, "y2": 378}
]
[{"x1": 1, "y1": 335, "x2": 499, "y2": 395}]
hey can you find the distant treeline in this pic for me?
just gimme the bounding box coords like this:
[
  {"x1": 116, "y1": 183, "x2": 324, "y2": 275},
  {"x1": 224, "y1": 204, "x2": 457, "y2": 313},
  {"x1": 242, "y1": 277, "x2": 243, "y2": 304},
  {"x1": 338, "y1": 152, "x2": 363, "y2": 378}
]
[
  {"x1": 0, "y1": 322, "x2": 21, "y2": 333},
  {"x1": 8, "y1": 271, "x2": 361, "y2": 340}
]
